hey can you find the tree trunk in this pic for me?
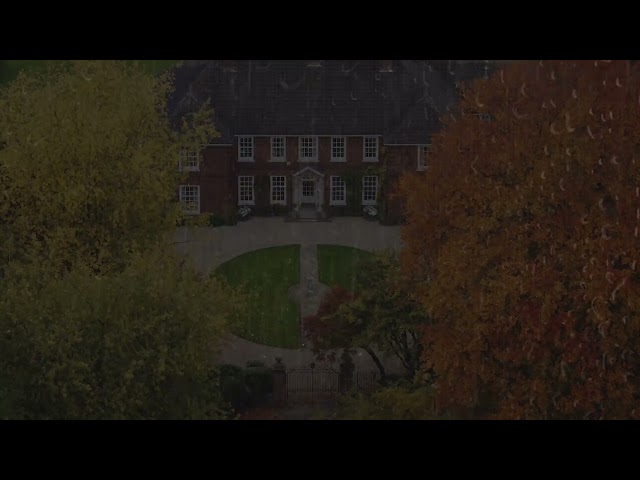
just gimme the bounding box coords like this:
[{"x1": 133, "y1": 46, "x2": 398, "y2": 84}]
[{"x1": 362, "y1": 345, "x2": 386, "y2": 382}]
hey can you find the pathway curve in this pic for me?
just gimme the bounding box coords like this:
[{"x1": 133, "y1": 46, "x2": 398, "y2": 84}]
[{"x1": 173, "y1": 217, "x2": 404, "y2": 373}]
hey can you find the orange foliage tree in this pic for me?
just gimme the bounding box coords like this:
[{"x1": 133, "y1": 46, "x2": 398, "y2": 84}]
[{"x1": 399, "y1": 60, "x2": 640, "y2": 419}]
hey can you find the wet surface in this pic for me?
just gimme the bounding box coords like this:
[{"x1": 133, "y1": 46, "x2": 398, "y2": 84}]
[{"x1": 174, "y1": 217, "x2": 404, "y2": 373}]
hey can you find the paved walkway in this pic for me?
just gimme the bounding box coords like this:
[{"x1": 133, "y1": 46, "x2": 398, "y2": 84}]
[
  {"x1": 296, "y1": 244, "x2": 330, "y2": 319},
  {"x1": 172, "y1": 217, "x2": 402, "y2": 275},
  {"x1": 172, "y1": 217, "x2": 404, "y2": 373}
]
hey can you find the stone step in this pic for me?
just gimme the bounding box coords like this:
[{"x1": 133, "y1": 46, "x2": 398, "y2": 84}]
[{"x1": 284, "y1": 216, "x2": 332, "y2": 223}]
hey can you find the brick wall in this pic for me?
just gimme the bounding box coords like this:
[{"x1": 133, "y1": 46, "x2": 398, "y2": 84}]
[{"x1": 188, "y1": 137, "x2": 426, "y2": 224}]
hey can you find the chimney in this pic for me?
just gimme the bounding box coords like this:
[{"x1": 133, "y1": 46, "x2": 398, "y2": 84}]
[
  {"x1": 380, "y1": 60, "x2": 394, "y2": 72},
  {"x1": 222, "y1": 60, "x2": 237, "y2": 72}
]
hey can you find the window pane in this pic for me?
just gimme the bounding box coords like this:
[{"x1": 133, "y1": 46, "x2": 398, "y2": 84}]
[
  {"x1": 362, "y1": 175, "x2": 377, "y2": 202},
  {"x1": 418, "y1": 144, "x2": 430, "y2": 169},
  {"x1": 332, "y1": 137, "x2": 345, "y2": 159},
  {"x1": 271, "y1": 176, "x2": 286, "y2": 203},
  {"x1": 300, "y1": 137, "x2": 317, "y2": 159},
  {"x1": 364, "y1": 137, "x2": 378, "y2": 159},
  {"x1": 272, "y1": 137, "x2": 285, "y2": 159},
  {"x1": 239, "y1": 137, "x2": 253, "y2": 159},
  {"x1": 239, "y1": 176, "x2": 254, "y2": 202},
  {"x1": 331, "y1": 176, "x2": 346, "y2": 203},
  {"x1": 180, "y1": 185, "x2": 199, "y2": 212},
  {"x1": 179, "y1": 149, "x2": 200, "y2": 170}
]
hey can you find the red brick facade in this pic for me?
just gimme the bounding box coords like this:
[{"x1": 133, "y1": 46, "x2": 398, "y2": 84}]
[{"x1": 180, "y1": 135, "x2": 426, "y2": 225}]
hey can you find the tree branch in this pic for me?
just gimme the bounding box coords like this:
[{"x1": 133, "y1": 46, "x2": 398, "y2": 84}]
[
  {"x1": 387, "y1": 335, "x2": 412, "y2": 373},
  {"x1": 361, "y1": 345, "x2": 386, "y2": 380}
]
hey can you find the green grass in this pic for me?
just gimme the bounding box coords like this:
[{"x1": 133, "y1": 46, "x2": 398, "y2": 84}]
[
  {"x1": 317, "y1": 245, "x2": 374, "y2": 293},
  {"x1": 0, "y1": 60, "x2": 180, "y2": 85},
  {"x1": 215, "y1": 245, "x2": 301, "y2": 349}
]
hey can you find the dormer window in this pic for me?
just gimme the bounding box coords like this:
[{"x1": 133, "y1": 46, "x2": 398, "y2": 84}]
[{"x1": 238, "y1": 136, "x2": 254, "y2": 162}]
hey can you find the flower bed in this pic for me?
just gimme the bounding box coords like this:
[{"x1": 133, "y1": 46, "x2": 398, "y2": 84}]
[
  {"x1": 238, "y1": 206, "x2": 252, "y2": 221},
  {"x1": 363, "y1": 205, "x2": 378, "y2": 221}
]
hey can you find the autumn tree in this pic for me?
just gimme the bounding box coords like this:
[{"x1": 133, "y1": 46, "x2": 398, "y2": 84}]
[
  {"x1": 399, "y1": 60, "x2": 640, "y2": 419},
  {"x1": 303, "y1": 286, "x2": 383, "y2": 370},
  {"x1": 0, "y1": 246, "x2": 243, "y2": 419},
  {"x1": 304, "y1": 253, "x2": 428, "y2": 379},
  {"x1": 0, "y1": 60, "x2": 215, "y2": 277},
  {"x1": 0, "y1": 61, "x2": 240, "y2": 419}
]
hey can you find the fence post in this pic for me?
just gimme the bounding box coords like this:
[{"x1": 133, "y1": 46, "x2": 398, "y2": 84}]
[
  {"x1": 271, "y1": 358, "x2": 287, "y2": 408},
  {"x1": 310, "y1": 362, "x2": 315, "y2": 403},
  {"x1": 339, "y1": 349, "x2": 355, "y2": 394}
]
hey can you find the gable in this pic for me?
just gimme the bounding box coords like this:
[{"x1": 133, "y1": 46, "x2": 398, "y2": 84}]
[{"x1": 293, "y1": 166, "x2": 324, "y2": 178}]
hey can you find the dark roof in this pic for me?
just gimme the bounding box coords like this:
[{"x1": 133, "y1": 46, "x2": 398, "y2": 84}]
[{"x1": 166, "y1": 60, "x2": 497, "y2": 145}]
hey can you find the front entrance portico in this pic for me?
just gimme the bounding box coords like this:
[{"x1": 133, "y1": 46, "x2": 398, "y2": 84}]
[{"x1": 292, "y1": 167, "x2": 324, "y2": 212}]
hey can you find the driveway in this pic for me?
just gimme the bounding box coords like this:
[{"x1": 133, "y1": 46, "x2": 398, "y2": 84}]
[
  {"x1": 172, "y1": 216, "x2": 404, "y2": 374},
  {"x1": 172, "y1": 217, "x2": 402, "y2": 274}
]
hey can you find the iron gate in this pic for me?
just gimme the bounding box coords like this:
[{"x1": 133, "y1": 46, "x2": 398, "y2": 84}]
[
  {"x1": 286, "y1": 366, "x2": 340, "y2": 404},
  {"x1": 355, "y1": 371, "x2": 381, "y2": 394}
]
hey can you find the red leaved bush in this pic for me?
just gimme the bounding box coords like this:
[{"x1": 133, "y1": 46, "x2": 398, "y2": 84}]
[{"x1": 303, "y1": 286, "x2": 359, "y2": 353}]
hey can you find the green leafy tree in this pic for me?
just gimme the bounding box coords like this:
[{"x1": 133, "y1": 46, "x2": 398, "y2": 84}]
[
  {"x1": 0, "y1": 60, "x2": 217, "y2": 277},
  {"x1": 0, "y1": 246, "x2": 241, "y2": 419},
  {"x1": 348, "y1": 253, "x2": 428, "y2": 379},
  {"x1": 0, "y1": 61, "x2": 238, "y2": 419},
  {"x1": 304, "y1": 253, "x2": 428, "y2": 380},
  {"x1": 336, "y1": 383, "x2": 440, "y2": 420}
]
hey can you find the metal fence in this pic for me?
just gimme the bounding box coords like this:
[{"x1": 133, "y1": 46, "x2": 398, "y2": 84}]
[
  {"x1": 286, "y1": 367, "x2": 340, "y2": 404},
  {"x1": 284, "y1": 366, "x2": 382, "y2": 404},
  {"x1": 355, "y1": 371, "x2": 381, "y2": 394}
]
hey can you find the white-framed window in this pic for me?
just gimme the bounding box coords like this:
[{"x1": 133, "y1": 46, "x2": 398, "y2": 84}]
[
  {"x1": 179, "y1": 149, "x2": 200, "y2": 171},
  {"x1": 238, "y1": 136, "x2": 254, "y2": 161},
  {"x1": 363, "y1": 136, "x2": 378, "y2": 162},
  {"x1": 362, "y1": 176, "x2": 378, "y2": 205},
  {"x1": 417, "y1": 144, "x2": 431, "y2": 171},
  {"x1": 331, "y1": 136, "x2": 346, "y2": 162},
  {"x1": 270, "y1": 176, "x2": 286, "y2": 205},
  {"x1": 179, "y1": 185, "x2": 200, "y2": 214},
  {"x1": 299, "y1": 136, "x2": 318, "y2": 161},
  {"x1": 270, "y1": 137, "x2": 286, "y2": 162},
  {"x1": 330, "y1": 176, "x2": 346, "y2": 205},
  {"x1": 238, "y1": 176, "x2": 255, "y2": 205}
]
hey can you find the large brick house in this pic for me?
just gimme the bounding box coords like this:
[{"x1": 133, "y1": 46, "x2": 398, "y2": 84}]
[{"x1": 167, "y1": 60, "x2": 494, "y2": 224}]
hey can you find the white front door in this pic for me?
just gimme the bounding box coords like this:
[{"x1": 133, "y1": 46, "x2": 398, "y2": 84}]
[{"x1": 302, "y1": 179, "x2": 315, "y2": 203}]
